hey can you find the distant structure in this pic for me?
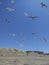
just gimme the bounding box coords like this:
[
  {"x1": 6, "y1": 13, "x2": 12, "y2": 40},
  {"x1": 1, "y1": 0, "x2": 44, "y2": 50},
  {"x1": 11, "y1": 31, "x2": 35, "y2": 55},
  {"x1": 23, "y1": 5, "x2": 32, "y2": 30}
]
[
  {"x1": 26, "y1": 51, "x2": 33, "y2": 56},
  {"x1": 34, "y1": 51, "x2": 44, "y2": 54}
]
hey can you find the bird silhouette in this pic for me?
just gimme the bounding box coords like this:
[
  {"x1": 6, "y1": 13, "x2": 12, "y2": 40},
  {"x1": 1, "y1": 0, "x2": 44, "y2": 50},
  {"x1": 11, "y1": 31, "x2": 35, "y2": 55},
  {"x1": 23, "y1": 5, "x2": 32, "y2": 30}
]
[
  {"x1": 40, "y1": 2, "x2": 47, "y2": 8},
  {"x1": 27, "y1": 16, "x2": 39, "y2": 20}
]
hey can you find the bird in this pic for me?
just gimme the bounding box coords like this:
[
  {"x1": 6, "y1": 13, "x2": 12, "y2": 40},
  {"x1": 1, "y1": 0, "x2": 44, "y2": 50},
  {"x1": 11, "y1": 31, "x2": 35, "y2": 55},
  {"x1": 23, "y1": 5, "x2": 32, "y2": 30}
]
[
  {"x1": 40, "y1": 2, "x2": 47, "y2": 8},
  {"x1": 27, "y1": 16, "x2": 39, "y2": 20},
  {"x1": 11, "y1": 0, "x2": 15, "y2": 4},
  {"x1": 5, "y1": 18, "x2": 10, "y2": 24},
  {"x1": 32, "y1": 33, "x2": 37, "y2": 39},
  {"x1": 9, "y1": 33, "x2": 16, "y2": 37},
  {"x1": 24, "y1": 12, "x2": 29, "y2": 16},
  {"x1": 24, "y1": 12, "x2": 39, "y2": 20},
  {"x1": 43, "y1": 37, "x2": 48, "y2": 42},
  {"x1": 32, "y1": 33, "x2": 36, "y2": 35},
  {"x1": 0, "y1": 2, "x2": 2, "y2": 5},
  {"x1": 6, "y1": 7, "x2": 16, "y2": 12}
]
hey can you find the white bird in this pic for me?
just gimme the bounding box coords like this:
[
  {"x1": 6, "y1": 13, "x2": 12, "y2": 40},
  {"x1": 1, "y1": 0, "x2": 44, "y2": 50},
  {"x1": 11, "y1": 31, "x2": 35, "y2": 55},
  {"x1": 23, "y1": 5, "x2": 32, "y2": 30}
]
[
  {"x1": 6, "y1": 7, "x2": 16, "y2": 12},
  {"x1": 11, "y1": 0, "x2": 15, "y2": 4},
  {"x1": 9, "y1": 33, "x2": 16, "y2": 37},
  {"x1": 24, "y1": 12, "x2": 29, "y2": 16}
]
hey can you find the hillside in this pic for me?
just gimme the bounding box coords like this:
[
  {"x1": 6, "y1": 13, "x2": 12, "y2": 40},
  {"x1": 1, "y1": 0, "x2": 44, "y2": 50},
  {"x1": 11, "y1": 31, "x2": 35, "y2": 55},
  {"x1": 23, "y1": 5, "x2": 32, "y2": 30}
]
[{"x1": 0, "y1": 48, "x2": 49, "y2": 65}]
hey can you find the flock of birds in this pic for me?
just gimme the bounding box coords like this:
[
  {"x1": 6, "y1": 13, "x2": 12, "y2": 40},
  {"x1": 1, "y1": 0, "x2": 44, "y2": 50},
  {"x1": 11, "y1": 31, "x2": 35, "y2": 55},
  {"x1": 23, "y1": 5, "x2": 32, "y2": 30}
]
[
  {"x1": 24, "y1": 2, "x2": 47, "y2": 20},
  {"x1": 0, "y1": 0, "x2": 49, "y2": 48},
  {"x1": 24, "y1": 2, "x2": 48, "y2": 43}
]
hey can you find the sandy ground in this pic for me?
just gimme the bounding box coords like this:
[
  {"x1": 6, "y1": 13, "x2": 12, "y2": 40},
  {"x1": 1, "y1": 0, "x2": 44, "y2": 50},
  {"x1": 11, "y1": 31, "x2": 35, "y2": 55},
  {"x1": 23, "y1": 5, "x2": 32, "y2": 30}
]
[{"x1": 0, "y1": 54, "x2": 49, "y2": 65}]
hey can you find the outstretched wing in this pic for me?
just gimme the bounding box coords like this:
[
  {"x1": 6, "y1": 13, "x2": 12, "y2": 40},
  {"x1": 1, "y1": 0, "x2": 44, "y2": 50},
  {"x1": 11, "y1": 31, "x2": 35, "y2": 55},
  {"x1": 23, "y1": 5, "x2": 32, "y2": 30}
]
[
  {"x1": 44, "y1": 4, "x2": 47, "y2": 8},
  {"x1": 24, "y1": 12, "x2": 39, "y2": 20},
  {"x1": 24, "y1": 12, "x2": 29, "y2": 16},
  {"x1": 29, "y1": 16, "x2": 39, "y2": 19}
]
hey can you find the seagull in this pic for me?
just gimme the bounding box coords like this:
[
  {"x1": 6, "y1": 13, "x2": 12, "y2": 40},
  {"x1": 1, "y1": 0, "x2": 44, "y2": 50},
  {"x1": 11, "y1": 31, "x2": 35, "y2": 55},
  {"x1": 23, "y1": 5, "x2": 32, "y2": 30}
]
[
  {"x1": 6, "y1": 7, "x2": 16, "y2": 12},
  {"x1": 9, "y1": 33, "x2": 16, "y2": 37},
  {"x1": 24, "y1": 12, "x2": 39, "y2": 20},
  {"x1": 40, "y1": 2, "x2": 47, "y2": 8}
]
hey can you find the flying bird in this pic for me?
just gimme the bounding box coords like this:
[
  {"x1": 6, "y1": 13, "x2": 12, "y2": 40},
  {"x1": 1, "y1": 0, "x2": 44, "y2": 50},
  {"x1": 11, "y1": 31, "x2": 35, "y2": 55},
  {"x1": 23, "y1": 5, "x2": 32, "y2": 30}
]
[
  {"x1": 28, "y1": 16, "x2": 39, "y2": 20},
  {"x1": 40, "y1": 2, "x2": 47, "y2": 8},
  {"x1": 0, "y1": 2, "x2": 2, "y2": 4},
  {"x1": 32, "y1": 33, "x2": 36, "y2": 35},
  {"x1": 24, "y1": 12, "x2": 29, "y2": 16},
  {"x1": 5, "y1": 18, "x2": 10, "y2": 24},
  {"x1": 32, "y1": 33, "x2": 37, "y2": 39},
  {"x1": 24, "y1": 12, "x2": 39, "y2": 20},
  {"x1": 6, "y1": 7, "x2": 16, "y2": 12},
  {"x1": 19, "y1": 44, "x2": 23, "y2": 48},
  {"x1": 19, "y1": 32, "x2": 24, "y2": 36},
  {"x1": 9, "y1": 33, "x2": 16, "y2": 37},
  {"x1": 11, "y1": 0, "x2": 15, "y2": 4},
  {"x1": 43, "y1": 37, "x2": 48, "y2": 42}
]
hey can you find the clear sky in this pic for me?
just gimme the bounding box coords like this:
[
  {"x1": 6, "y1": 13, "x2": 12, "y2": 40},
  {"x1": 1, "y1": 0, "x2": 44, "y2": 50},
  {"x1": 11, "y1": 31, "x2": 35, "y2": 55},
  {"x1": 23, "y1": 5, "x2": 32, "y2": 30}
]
[{"x1": 0, "y1": 0, "x2": 49, "y2": 53}]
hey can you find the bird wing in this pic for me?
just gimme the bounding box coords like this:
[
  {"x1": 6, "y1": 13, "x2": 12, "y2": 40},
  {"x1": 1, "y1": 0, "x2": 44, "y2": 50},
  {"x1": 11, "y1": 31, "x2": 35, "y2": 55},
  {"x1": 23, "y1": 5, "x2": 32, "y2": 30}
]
[{"x1": 24, "y1": 12, "x2": 29, "y2": 16}]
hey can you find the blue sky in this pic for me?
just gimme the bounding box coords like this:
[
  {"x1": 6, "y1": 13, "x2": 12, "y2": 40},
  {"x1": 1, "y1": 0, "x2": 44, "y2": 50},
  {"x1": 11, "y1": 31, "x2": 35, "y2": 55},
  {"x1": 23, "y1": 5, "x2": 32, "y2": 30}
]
[{"x1": 0, "y1": 0, "x2": 49, "y2": 53}]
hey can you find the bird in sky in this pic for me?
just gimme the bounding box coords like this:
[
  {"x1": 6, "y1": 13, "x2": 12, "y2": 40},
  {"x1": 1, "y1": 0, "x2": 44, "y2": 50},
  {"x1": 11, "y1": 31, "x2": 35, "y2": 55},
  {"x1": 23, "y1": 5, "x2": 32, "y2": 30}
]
[
  {"x1": 24, "y1": 12, "x2": 39, "y2": 20},
  {"x1": 32, "y1": 33, "x2": 37, "y2": 39},
  {"x1": 6, "y1": 7, "x2": 16, "y2": 12},
  {"x1": 24, "y1": 12, "x2": 29, "y2": 16},
  {"x1": 32, "y1": 33, "x2": 36, "y2": 35},
  {"x1": 27, "y1": 16, "x2": 39, "y2": 20},
  {"x1": 9, "y1": 33, "x2": 16, "y2": 37},
  {"x1": 11, "y1": 0, "x2": 15, "y2": 4},
  {"x1": 19, "y1": 44, "x2": 23, "y2": 48},
  {"x1": 5, "y1": 18, "x2": 10, "y2": 24},
  {"x1": 40, "y1": 2, "x2": 47, "y2": 8},
  {"x1": 19, "y1": 32, "x2": 24, "y2": 37},
  {"x1": 43, "y1": 37, "x2": 48, "y2": 42},
  {"x1": 0, "y1": 2, "x2": 2, "y2": 5}
]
